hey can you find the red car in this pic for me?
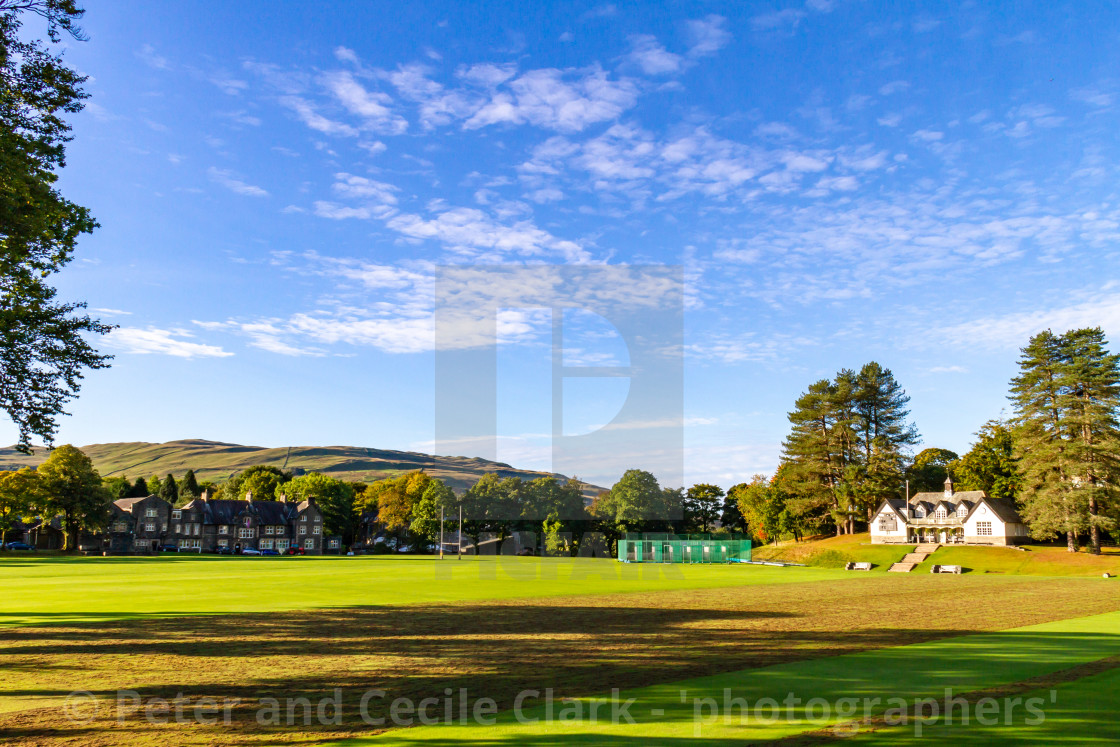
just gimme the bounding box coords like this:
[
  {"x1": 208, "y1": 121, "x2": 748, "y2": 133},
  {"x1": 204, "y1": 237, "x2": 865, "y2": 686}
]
[{"x1": 285, "y1": 547, "x2": 305, "y2": 556}]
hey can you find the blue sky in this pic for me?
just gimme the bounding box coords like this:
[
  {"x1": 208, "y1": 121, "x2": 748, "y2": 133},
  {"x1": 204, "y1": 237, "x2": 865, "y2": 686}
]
[{"x1": 15, "y1": 0, "x2": 1120, "y2": 488}]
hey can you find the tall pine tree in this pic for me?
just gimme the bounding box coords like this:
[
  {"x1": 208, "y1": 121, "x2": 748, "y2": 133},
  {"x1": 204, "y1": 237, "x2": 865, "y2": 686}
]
[{"x1": 1009, "y1": 328, "x2": 1120, "y2": 553}]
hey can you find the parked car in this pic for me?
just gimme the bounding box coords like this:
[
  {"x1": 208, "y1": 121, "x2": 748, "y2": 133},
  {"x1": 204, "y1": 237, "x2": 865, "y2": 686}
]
[
  {"x1": 241, "y1": 547, "x2": 262, "y2": 556},
  {"x1": 3, "y1": 541, "x2": 34, "y2": 551},
  {"x1": 158, "y1": 544, "x2": 178, "y2": 552},
  {"x1": 285, "y1": 547, "x2": 305, "y2": 556},
  {"x1": 209, "y1": 546, "x2": 233, "y2": 555},
  {"x1": 178, "y1": 546, "x2": 202, "y2": 553},
  {"x1": 260, "y1": 548, "x2": 280, "y2": 556}
]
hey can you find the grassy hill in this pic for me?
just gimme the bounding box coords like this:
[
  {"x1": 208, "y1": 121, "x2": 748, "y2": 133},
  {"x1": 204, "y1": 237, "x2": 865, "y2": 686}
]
[
  {"x1": 0, "y1": 439, "x2": 603, "y2": 495},
  {"x1": 753, "y1": 532, "x2": 1120, "y2": 576}
]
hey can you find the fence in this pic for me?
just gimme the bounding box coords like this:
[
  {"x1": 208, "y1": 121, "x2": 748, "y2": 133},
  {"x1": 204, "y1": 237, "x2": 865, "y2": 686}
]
[{"x1": 617, "y1": 533, "x2": 752, "y2": 564}]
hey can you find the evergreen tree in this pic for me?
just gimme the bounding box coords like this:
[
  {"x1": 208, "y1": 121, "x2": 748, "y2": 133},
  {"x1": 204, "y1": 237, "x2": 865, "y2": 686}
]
[
  {"x1": 906, "y1": 448, "x2": 960, "y2": 493},
  {"x1": 1009, "y1": 330, "x2": 1098, "y2": 551},
  {"x1": 178, "y1": 469, "x2": 201, "y2": 502},
  {"x1": 129, "y1": 476, "x2": 149, "y2": 497},
  {"x1": 146, "y1": 475, "x2": 161, "y2": 495},
  {"x1": 158, "y1": 473, "x2": 177, "y2": 504},
  {"x1": 1060, "y1": 328, "x2": 1120, "y2": 553},
  {"x1": 779, "y1": 379, "x2": 844, "y2": 535}
]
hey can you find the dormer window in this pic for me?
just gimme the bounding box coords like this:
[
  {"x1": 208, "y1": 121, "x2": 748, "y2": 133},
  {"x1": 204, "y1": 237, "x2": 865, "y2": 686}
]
[
  {"x1": 914, "y1": 507, "x2": 925, "y2": 518},
  {"x1": 935, "y1": 507, "x2": 947, "y2": 520},
  {"x1": 958, "y1": 505, "x2": 968, "y2": 517}
]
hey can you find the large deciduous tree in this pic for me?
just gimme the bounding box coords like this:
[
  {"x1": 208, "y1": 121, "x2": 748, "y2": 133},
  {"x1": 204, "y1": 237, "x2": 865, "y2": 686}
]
[
  {"x1": 1, "y1": 1, "x2": 110, "y2": 451},
  {"x1": 0, "y1": 466, "x2": 41, "y2": 543},
  {"x1": 284, "y1": 472, "x2": 357, "y2": 544},
  {"x1": 683, "y1": 483, "x2": 724, "y2": 533},
  {"x1": 35, "y1": 443, "x2": 107, "y2": 550},
  {"x1": 951, "y1": 420, "x2": 1020, "y2": 503}
]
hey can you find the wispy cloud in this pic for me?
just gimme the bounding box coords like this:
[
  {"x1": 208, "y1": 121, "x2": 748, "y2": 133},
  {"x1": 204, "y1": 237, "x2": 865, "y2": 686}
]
[
  {"x1": 108, "y1": 328, "x2": 233, "y2": 358},
  {"x1": 207, "y1": 167, "x2": 269, "y2": 197}
]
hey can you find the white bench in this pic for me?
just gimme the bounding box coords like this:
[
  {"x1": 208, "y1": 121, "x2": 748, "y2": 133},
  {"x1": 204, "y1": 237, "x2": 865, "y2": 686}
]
[
  {"x1": 931, "y1": 564, "x2": 963, "y2": 574},
  {"x1": 845, "y1": 562, "x2": 873, "y2": 571}
]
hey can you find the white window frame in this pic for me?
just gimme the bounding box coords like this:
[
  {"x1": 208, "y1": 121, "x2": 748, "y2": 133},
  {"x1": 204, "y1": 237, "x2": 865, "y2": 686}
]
[
  {"x1": 259, "y1": 539, "x2": 273, "y2": 550},
  {"x1": 300, "y1": 526, "x2": 307, "y2": 535},
  {"x1": 976, "y1": 521, "x2": 993, "y2": 536},
  {"x1": 313, "y1": 526, "x2": 321, "y2": 535},
  {"x1": 144, "y1": 522, "x2": 155, "y2": 532},
  {"x1": 219, "y1": 525, "x2": 229, "y2": 535},
  {"x1": 172, "y1": 510, "x2": 182, "y2": 520},
  {"x1": 146, "y1": 508, "x2": 157, "y2": 517},
  {"x1": 276, "y1": 539, "x2": 289, "y2": 551},
  {"x1": 238, "y1": 527, "x2": 254, "y2": 539},
  {"x1": 304, "y1": 539, "x2": 314, "y2": 550},
  {"x1": 265, "y1": 526, "x2": 274, "y2": 535},
  {"x1": 217, "y1": 539, "x2": 228, "y2": 548}
]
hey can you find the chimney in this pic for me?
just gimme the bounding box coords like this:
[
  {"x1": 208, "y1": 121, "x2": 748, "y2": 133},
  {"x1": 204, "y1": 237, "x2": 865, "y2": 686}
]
[
  {"x1": 245, "y1": 490, "x2": 253, "y2": 503},
  {"x1": 200, "y1": 488, "x2": 210, "y2": 502},
  {"x1": 944, "y1": 474, "x2": 953, "y2": 498}
]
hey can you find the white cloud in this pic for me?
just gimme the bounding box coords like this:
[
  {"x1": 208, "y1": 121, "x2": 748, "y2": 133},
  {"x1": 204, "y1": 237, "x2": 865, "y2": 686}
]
[
  {"x1": 750, "y1": 9, "x2": 806, "y2": 32},
  {"x1": 108, "y1": 328, "x2": 233, "y2": 358},
  {"x1": 878, "y1": 80, "x2": 910, "y2": 95},
  {"x1": 934, "y1": 287, "x2": 1120, "y2": 349},
  {"x1": 136, "y1": 44, "x2": 169, "y2": 70},
  {"x1": 627, "y1": 35, "x2": 684, "y2": 75},
  {"x1": 321, "y1": 71, "x2": 408, "y2": 134},
  {"x1": 687, "y1": 15, "x2": 732, "y2": 53},
  {"x1": 465, "y1": 67, "x2": 638, "y2": 132},
  {"x1": 279, "y1": 96, "x2": 359, "y2": 137},
  {"x1": 207, "y1": 167, "x2": 268, "y2": 197}
]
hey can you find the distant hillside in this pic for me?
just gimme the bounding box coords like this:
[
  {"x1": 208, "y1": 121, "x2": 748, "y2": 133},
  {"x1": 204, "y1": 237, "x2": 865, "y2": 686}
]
[{"x1": 0, "y1": 439, "x2": 603, "y2": 496}]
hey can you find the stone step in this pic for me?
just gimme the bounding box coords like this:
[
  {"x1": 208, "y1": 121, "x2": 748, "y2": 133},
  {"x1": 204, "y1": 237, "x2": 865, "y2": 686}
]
[
  {"x1": 915, "y1": 544, "x2": 941, "y2": 553},
  {"x1": 888, "y1": 562, "x2": 918, "y2": 572},
  {"x1": 900, "y1": 553, "x2": 929, "y2": 564}
]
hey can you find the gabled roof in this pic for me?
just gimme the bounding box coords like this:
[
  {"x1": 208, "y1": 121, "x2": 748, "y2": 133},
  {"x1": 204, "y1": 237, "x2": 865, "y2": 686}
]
[
  {"x1": 875, "y1": 497, "x2": 908, "y2": 520},
  {"x1": 113, "y1": 495, "x2": 160, "y2": 512},
  {"x1": 964, "y1": 495, "x2": 1023, "y2": 525},
  {"x1": 254, "y1": 501, "x2": 295, "y2": 525}
]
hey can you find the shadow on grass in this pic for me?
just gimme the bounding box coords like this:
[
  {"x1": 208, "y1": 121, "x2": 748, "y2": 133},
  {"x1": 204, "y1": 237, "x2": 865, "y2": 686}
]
[{"x1": 3, "y1": 577, "x2": 1119, "y2": 746}]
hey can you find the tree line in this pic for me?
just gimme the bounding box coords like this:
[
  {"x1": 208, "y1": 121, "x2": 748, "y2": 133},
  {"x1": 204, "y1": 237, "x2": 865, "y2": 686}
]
[{"x1": 739, "y1": 327, "x2": 1120, "y2": 554}]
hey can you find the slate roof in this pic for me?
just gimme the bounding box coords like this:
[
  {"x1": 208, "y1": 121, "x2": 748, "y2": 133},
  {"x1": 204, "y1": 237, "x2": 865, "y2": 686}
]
[{"x1": 113, "y1": 496, "x2": 154, "y2": 512}]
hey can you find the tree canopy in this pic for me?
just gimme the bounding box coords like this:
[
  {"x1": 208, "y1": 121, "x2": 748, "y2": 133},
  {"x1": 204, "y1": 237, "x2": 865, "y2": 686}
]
[{"x1": 0, "y1": 0, "x2": 110, "y2": 450}]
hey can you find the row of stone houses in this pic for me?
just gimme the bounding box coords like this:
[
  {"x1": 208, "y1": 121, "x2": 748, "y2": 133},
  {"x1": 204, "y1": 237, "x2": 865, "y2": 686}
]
[{"x1": 105, "y1": 490, "x2": 335, "y2": 554}]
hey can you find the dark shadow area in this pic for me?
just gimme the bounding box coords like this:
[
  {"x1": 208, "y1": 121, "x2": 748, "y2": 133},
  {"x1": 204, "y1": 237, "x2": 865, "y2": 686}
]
[{"x1": 1, "y1": 576, "x2": 1118, "y2": 746}]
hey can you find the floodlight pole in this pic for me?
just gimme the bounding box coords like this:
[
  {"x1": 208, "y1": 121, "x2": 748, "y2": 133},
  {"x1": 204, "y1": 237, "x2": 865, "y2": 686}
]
[
  {"x1": 440, "y1": 506, "x2": 444, "y2": 560},
  {"x1": 458, "y1": 504, "x2": 463, "y2": 560}
]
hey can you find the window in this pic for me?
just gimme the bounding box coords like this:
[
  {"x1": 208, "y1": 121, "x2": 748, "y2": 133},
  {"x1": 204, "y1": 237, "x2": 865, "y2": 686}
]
[
  {"x1": 276, "y1": 539, "x2": 289, "y2": 551},
  {"x1": 219, "y1": 526, "x2": 229, "y2": 535},
  {"x1": 878, "y1": 515, "x2": 897, "y2": 532},
  {"x1": 304, "y1": 539, "x2": 314, "y2": 550},
  {"x1": 914, "y1": 507, "x2": 925, "y2": 518},
  {"x1": 172, "y1": 510, "x2": 181, "y2": 519},
  {"x1": 934, "y1": 508, "x2": 946, "y2": 520},
  {"x1": 238, "y1": 528, "x2": 254, "y2": 539},
  {"x1": 314, "y1": 517, "x2": 321, "y2": 523},
  {"x1": 313, "y1": 526, "x2": 321, "y2": 535},
  {"x1": 259, "y1": 539, "x2": 273, "y2": 550},
  {"x1": 193, "y1": 524, "x2": 200, "y2": 536},
  {"x1": 217, "y1": 539, "x2": 228, "y2": 548},
  {"x1": 265, "y1": 526, "x2": 274, "y2": 535},
  {"x1": 301, "y1": 515, "x2": 307, "y2": 522},
  {"x1": 275, "y1": 527, "x2": 284, "y2": 536},
  {"x1": 112, "y1": 521, "x2": 128, "y2": 532},
  {"x1": 976, "y1": 521, "x2": 993, "y2": 536},
  {"x1": 172, "y1": 523, "x2": 181, "y2": 534},
  {"x1": 144, "y1": 522, "x2": 155, "y2": 532},
  {"x1": 146, "y1": 508, "x2": 157, "y2": 517},
  {"x1": 300, "y1": 526, "x2": 307, "y2": 535},
  {"x1": 958, "y1": 505, "x2": 968, "y2": 517}
]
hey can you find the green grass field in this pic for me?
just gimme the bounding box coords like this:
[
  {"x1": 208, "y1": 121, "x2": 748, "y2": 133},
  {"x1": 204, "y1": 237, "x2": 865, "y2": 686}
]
[
  {"x1": 752, "y1": 533, "x2": 1120, "y2": 576},
  {"x1": 1, "y1": 553, "x2": 1117, "y2": 746}
]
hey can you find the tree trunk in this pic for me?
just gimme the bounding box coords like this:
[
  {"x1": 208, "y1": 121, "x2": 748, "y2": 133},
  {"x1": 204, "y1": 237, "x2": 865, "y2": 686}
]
[
  {"x1": 1089, "y1": 495, "x2": 1101, "y2": 554},
  {"x1": 1067, "y1": 529, "x2": 1077, "y2": 553}
]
